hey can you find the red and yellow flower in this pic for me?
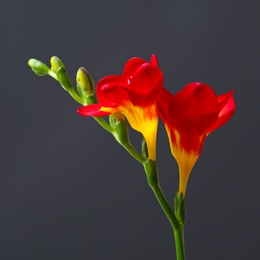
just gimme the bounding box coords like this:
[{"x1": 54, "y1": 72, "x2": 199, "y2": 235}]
[
  {"x1": 158, "y1": 82, "x2": 235, "y2": 195},
  {"x1": 78, "y1": 55, "x2": 163, "y2": 160}
]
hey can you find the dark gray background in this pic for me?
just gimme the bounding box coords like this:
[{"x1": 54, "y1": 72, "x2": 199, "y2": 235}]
[{"x1": 0, "y1": 0, "x2": 259, "y2": 259}]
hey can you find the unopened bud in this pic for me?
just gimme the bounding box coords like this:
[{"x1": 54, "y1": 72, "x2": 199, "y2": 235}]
[
  {"x1": 76, "y1": 67, "x2": 95, "y2": 97},
  {"x1": 56, "y1": 67, "x2": 72, "y2": 91},
  {"x1": 50, "y1": 56, "x2": 65, "y2": 73},
  {"x1": 28, "y1": 59, "x2": 50, "y2": 76},
  {"x1": 113, "y1": 118, "x2": 129, "y2": 145}
]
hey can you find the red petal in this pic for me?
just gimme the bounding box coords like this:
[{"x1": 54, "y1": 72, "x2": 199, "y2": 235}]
[
  {"x1": 170, "y1": 83, "x2": 219, "y2": 133},
  {"x1": 96, "y1": 75, "x2": 129, "y2": 106},
  {"x1": 218, "y1": 89, "x2": 234, "y2": 111},
  {"x1": 207, "y1": 90, "x2": 235, "y2": 134},
  {"x1": 167, "y1": 82, "x2": 219, "y2": 152},
  {"x1": 123, "y1": 57, "x2": 147, "y2": 76},
  {"x1": 150, "y1": 54, "x2": 158, "y2": 67},
  {"x1": 77, "y1": 103, "x2": 116, "y2": 116},
  {"x1": 97, "y1": 75, "x2": 129, "y2": 89},
  {"x1": 157, "y1": 87, "x2": 173, "y2": 123},
  {"x1": 128, "y1": 63, "x2": 163, "y2": 106}
]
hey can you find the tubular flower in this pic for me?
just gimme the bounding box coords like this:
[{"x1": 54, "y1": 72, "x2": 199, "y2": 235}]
[
  {"x1": 158, "y1": 82, "x2": 235, "y2": 195},
  {"x1": 77, "y1": 55, "x2": 163, "y2": 160}
]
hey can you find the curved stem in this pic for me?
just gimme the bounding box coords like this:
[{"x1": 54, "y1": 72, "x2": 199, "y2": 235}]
[
  {"x1": 93, "y1": 117, "x2": 114, "y2": 133},
  {"x1": 68, "y1": 88, "x2": 83, "y2": 104},
  {"x1": 47, "y1": 69, "x2": 115, "y2": 134},
  {"x1": 143, "y1": 160, "x2": 186, "y2": 260},
  {"x1": 121, "y1": 142, "x2": 146, "y2": 164},
  {"x1": 143, "y1": 161, "x2": 179, "y2": 230},
  {"x1": 152, "y1": 183, "x2": 180, "y2": 230},
  {"x1": 48, "y1": 70, "x2": 83, "y2": 104}
]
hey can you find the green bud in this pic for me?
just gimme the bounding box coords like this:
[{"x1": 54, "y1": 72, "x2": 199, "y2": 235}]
[
  {"x1": 50, "y1": 56, "x2": 65, "y2": 72},
  {"x1": 77, "y1": 81, "x2": 97, "y2": 105},
  {"x1": 76, "y1": 81, "x2": 84, "y2": 98},
  {"x1": 28, "y1": 59, "x2": 50, "y2": 76},
  {"x1": 113, "y1": 118, "x2": 129, "y2": 145},
  {"x1": 56, "y1": 67, "x2": 72, "y2": 91},
  {"x1": 85, "y1": 93, "x2": 97, "y2": 105},
  {"x1": 76, "y1": 67, "x2": 95, "y2": 97},
  {"x1": 174, "y1": 192, "x2": 186, "y2": 226}
]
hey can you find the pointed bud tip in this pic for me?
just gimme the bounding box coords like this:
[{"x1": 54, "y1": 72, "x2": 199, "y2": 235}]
[
  {"x1": 76, "y1": 67, "x2": 88, "y2": 81},
  {"x1": 76, "y1": 67, "x2": 95, "y2": 96},
  {"x1": 50, "y1": 56, "x2": 65, "y2": 72},
  {"x1": 150, "y1": 54, "x2": 158, "y2": 67}
]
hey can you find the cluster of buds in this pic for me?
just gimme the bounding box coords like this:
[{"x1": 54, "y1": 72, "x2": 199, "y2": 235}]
[
  {"x1": 28, "y1": 57, "x2": 95, "y2": 105},
  {"x1": 28, "y1": 56, "x2": 141, "y2": 163}
]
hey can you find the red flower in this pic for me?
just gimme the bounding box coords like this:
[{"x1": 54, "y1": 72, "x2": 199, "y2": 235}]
[
  {"x1": 78, "y1": 55, "x2": 163, "y2": 160},
  {"x1": 158, "y1": 82, "x2": 235, "y2": 195}
]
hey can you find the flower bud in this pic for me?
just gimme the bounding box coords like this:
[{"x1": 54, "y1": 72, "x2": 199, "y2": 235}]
[
  {"x1": 77, "y1": 81, "x2": 97, "y2": 105},
  {"x1": 115, "y1": 119, "x2": 129, "y2": 145},
  {"x1": 56, "y1": 67, "x2": 72, "y2": 91},
  {"x1": 76, "y1": 67, "x2": 95, "y2": 97},
  {"x1": 28, "y1": 59, "x2": 50, "y2": 76},
  {"x1": 111, "y1": 117, "x2": 129, "y2": 145},
  {"x1": 50, "y1": 56, "x2": 65, "y2": 73}
]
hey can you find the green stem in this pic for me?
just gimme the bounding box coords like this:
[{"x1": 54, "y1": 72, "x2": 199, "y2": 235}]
[
  {"x1": 174, "y1": 229, "x2": 185, "y2": 260},
  {"x1": 47, "y1": 69, "x2": 115, "y2": 135},
  {"x1": 68, "y1": 89, "x2": 83, "y2": 104},
  {"x1": 82, "y1": 96, "x2": 114, "y2": 133},
  {"x1": 48, "y1": 70, "x2": 83, "y2": 105},
  {"x1": 121, "y1": 142, "x2": 145, "y2": 164},
  {"x1": 143, "y1": 160, "x2": 186, "y2": 260},
  {"x1": 67, "y1": 91, "x2": 145, "y2": 159},
  {"x1": 93, "y1": 117, "x2": 114, "y2": 133},
  {"x1": 144, "y1": 161, "x2": 179, "y2": 230}
]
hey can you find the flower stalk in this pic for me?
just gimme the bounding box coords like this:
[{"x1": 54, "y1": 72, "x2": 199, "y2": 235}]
[
  {"x1": 28, "y1": 54, "x2": 235, "y2": 260},
  {"x1": 143, "y1": 160, "x2": 186, "y2": 260}
]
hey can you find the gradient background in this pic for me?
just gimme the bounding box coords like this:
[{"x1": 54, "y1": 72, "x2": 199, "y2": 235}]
[{"x1": 1, "y1": 0, "x2": 259, "y2": 259}]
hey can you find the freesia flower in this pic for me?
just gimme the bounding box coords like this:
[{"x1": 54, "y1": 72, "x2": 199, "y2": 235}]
[
  {"x1": 158, "y1": 82, "x2": 235, "y2": 195},
  {"x1": 78, "y1": 55, "x2": 163, "y2": 160}
]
